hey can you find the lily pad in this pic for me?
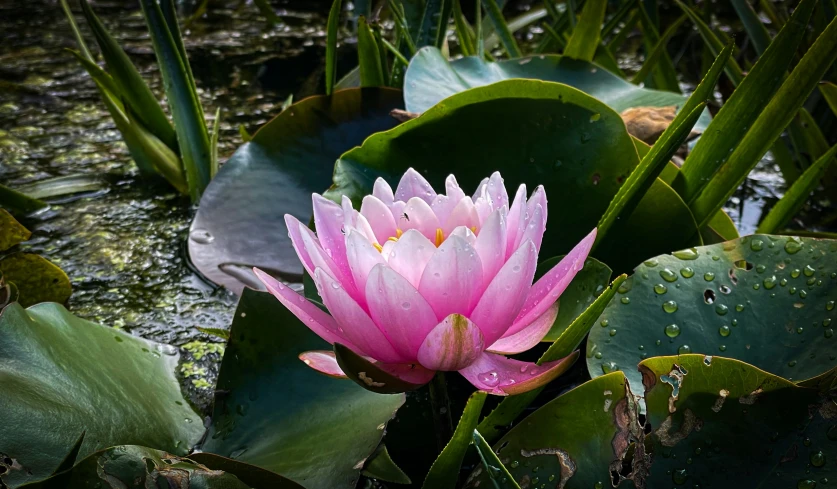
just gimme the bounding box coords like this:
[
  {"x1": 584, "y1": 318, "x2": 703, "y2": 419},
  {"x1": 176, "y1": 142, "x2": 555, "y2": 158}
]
[
  {"x1": 20, "y1": 446, "x2": 279, "y2": 489},
  {"x1": 0, "y1": 253, "x2": 72, "y2": 307},
  {"x1": 330, "y1": 79, "x2": 700, "y2": 271},
  {"x1": 536, "y1": 256, "x2": 612, "y2": 342},
  {"x1": 189, "y1": 88, "x2": 404, "y2": 294},
  {"x1": 198, "y1": 288, "x2": 405, "y2": 489},
  {"x1": 0, "y1": 209, "x2": 30, "y2": 251},
  {"x1": 402, "y1": 47, "x2": 712, "y2": 132},
  {"x1": 0, "y1": 302, "x2": 203, "y2": 488},
  {"x1": 587, "y1": 235, "x2": 837, "y2": 390},
  {"x1": 641, "y1": 354, "x2": 834, "y2": 487}
]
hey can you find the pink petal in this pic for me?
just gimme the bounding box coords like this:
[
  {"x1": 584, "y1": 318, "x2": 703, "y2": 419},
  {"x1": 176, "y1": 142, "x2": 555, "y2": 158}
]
[
  {"x1": 395, "y1": 168, "x2": 436, "y2": 204},
  {"x1": 314, "y1": 268, "x2": 405, "y2": 363},
  {"x1": 397, "y1": 197, "x2": 441, "y2": 240},
  {"x1": 312, "y1": 194, "x2": 347, "y2": 263},
  {"x1": 284, "y1": 214, "x2": 316, "y2": 276},
  {"x1": 373, "y1": 177, "x2": 395, "y2": 206},
  {"x1": 299, "y1": 350, "x2": 347, "y2": 378},
  {"x1": 388, "y1": 229, "x2": 436, "y2": 287},
  {"x1": 474, "y1": 209, "x2": 507, "y2": 282},
  {"x1": 527, "y1": 185, "x2": 548, "y2": 220},
  {"x1": 447, "y1": 226, "x2": 477, "y2": 246},
  {"x1": 361, "y1": 195, "x2": 397, "y2": 242},
  {"x1": 474, "y1": 196, "x2": 494, "y2": 224},
  {"x1": 298, "y1": 220, "x2": 359, "y2": 300},
  {"x1": 469, "y1": 240, "x2": 538, "y2": 346},
  {"x1": 442, "y1": 197, "x2": 480, "y2": 235},
  {"x1": 445, "y1": 174, "x2": 466, "y2": 202},
  {"x1": 417, "y1": 314, "x2": 485, "y2": 371},
  {"x1": 418, "y1": 235, "x2": 483, "y2": 318},
  {"x1": 430, "y1": 194, "x2": 456, "y2": 226},
  {"x1": 377, "y1": 362, "x2": 436, "y2": 385},
  {"x1": 511, "y1": 228, "x2": 597, "y2": 335},
  {"x1": 343, "y1": 196, "x2": 378, "y2": 245},
  {"x1": 458, "y1": 350, "x2": 579, "y2": 396},
  {"x1": 485, "y1": 171, "x2": 509, "y2": 211},
  {"x1": 365, "y1": 264, "x2": 440, "y2": 359},
  {"x1": 486, "y1": 302, "x2": 559, "y2": 354},
  {"x1": 345, "y1": 230, "x2": 385, "y2": 295},
  {"x1": 505, "y1": 184, "x2": 528, "y2": 259},
  {"x1": 473, "y1": 177, "x2": 489, "y2": 199},
  {"x1": 519, "y1": 203, "x2": 546, "y2": 252},
  {"x1": 254, "y1": 268, "x2": 356, "y2": 349}
]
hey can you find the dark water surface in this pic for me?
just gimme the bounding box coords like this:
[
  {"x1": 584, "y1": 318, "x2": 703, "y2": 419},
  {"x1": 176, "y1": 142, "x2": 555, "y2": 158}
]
[{"x1": 0, "y1": 0, "x2": 788, "y2": 408}]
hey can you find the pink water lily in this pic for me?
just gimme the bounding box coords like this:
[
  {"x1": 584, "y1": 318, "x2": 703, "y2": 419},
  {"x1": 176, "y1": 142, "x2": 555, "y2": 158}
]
[{"x1": 254, "y1": 169, "x2": 595, "y2": 395}]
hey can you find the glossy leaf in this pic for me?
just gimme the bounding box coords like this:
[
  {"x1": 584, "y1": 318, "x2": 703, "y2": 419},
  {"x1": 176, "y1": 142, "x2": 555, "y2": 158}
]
[
  {"x1": 332, "y1": 78, "x2": 700, "y2": 272},
  {"x1": 362, "y1": 445, "x2": 411, "y2": 485},
  {"x1": 422, "y1": 391, "x2": 487, "y2": 489},
  {"x1": 731, "y1": 0, "x2": 772, "y2": 54},
  {"x1": 188, "y1": 88, "x2": 403, "y2": 294},
  {"x1": 358, "y1": 16, "x2": 385, "y2": 87},
  {"x1": 822, "y1": 81, "x2": 837, "y2": 116},
  {"x1": 587, "y1": 235, "x2": 837, "y2": 390},
  {"x1": 689, "y1": 13, "x2": 837, "y2": 227},
  {"x1": 402, "y1": 47, "x2": 712, "y2": 134},
  {"x1": 564, "y1": 0, "x2": 606, "y2": 61},
  {"x1": 674, "y1": 0, "x2": 745, "y2": 85},
  {"x1": 198, "y1": 289, "x2": 405, "y2": 489},
  {"x1": 757, "y1": 143, "x2": 837, "y2": 233},
  {"x1": 0, "y1": 253, "x2": 72, "y2": 308},
  {"x1": 674, "y1": 0, "x2": 816, "y2": 203},
  {"x1": 189, "y1": 453, "x2": 305, "y2": 488},
  {"x1": 0, "y1": 303, "x2": 203, "y2": 488},
  {"x1": 0, "y1": 209, "x2": 31, "y2": 251},
  {"x1": 325, "y1": 0, "x2": 342, "y2": 95},
  {"x1": 472, "y1": 430, "x2": 520, "y2": 489}
]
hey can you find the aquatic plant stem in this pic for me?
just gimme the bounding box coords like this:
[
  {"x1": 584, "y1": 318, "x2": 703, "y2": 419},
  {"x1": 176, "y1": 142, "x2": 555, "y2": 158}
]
[{"x1": 428, "y1": 371, "x2": 454, "y2": 451}]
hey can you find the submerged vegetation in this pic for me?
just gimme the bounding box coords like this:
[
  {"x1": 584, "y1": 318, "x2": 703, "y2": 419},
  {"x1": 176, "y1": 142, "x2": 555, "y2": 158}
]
[{"x1": 1, "y1": 0, "x2": 836, "y2": 488}]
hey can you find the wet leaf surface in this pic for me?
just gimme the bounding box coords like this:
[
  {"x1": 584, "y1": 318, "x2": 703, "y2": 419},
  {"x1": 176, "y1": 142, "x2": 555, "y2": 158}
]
[{"x1": 0, "y1": 253, "x2": 71, "y2": 307}]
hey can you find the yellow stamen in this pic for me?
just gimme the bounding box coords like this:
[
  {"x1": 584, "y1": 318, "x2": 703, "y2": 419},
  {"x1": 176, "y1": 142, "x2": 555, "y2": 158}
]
[
  {"x1": 395, "y1": 228, "x2": 403, "y2": 238},
  {"x1": 435, "y1": 228, "x2": 445, "y2": 247},
  {"x1": 470, "y1": 226, "x2": 477, "y2": 234},
  {"x1": 387, "y1": 236, "x2": 399, "y2": 243},
  {"x1": 373, "y1": 242, "x2": 383, "y2": 252}
]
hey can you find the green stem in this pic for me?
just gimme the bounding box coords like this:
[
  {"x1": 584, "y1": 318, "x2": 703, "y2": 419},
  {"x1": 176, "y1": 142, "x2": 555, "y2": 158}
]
[{"x1": 428, "y1": 371, "x2": 454, "y2": 451}]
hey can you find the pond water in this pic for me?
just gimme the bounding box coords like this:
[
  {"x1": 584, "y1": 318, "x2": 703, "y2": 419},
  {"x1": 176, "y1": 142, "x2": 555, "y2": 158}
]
[{"x1": 0, "y1": 0, "x2": 785, "y2": 409}]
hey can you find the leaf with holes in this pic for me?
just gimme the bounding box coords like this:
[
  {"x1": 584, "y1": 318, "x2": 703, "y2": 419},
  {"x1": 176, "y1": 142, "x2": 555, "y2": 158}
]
[{"x1": 587, "y1": 235, "x2": 837, "y2": 390}]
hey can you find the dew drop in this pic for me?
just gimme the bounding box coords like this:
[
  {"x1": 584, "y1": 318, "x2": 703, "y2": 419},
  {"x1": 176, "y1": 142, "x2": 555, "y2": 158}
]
[
  {"x1": 680, "y1": 267, "x2": 695, "y2": 278},
  {"x1": 479, "y1": 371, "x2": 500, "y2": 387},
  {"x1": 804, "y1": 265, "x2": 816, "y2": 277},
  {"x1": 704, "y1": 272, "x2": 715, "y2": 281},
  {"x1": 654, "y1": 284, "x2": 668, "y2": 295},
  {"x1": 663, "y1": 300, "x2": 678, "y2": 313},
  {"x1": 512, "y1": 265, "x2": 521, "y2": 273},
  {"x1": 621, "y1": 297, "x2": 631, "y2": 304},
  {"x1": 763, "y1": 275, "x2": 777, "y2": 289},
  {"x1": 609, "y1": 328, "x2": 617, "y2": 337},
  {"x1": 719, "y1": 325, "x2": 731, "y2": 337},
  {"x1": 750, "y1": 239, "x2": 764, "y2": 251},
  {"x1": 828, "y1": 301, "x2": 835, "y2": 311},
  {"x1": 792, "y1": 269, "x2": 801, "y2": 279},
  {"x1": 665, "y1": 324, "x2": 681, "y2": 338},
  {"x1": 784, "y1": 237, "x2": 803, "y2": 254},
  {"x1": 810, "y1": 451, "x2": 826, "y2": 468},
  {"x1": 678, "y1": 345, "x2": 691, "y2": 354},
  {"x1": 715, "y1": 304, "x2": 729, "y2": 316},
  {"x1": 673, "y1": 248, "x2": 699, "y2": 260},
  {"x1": 660, "y1": 268, "x2": 678, "y2": 282},
  {"x1": 401, "y1": 301, "x2": 411, "y2": 310}
]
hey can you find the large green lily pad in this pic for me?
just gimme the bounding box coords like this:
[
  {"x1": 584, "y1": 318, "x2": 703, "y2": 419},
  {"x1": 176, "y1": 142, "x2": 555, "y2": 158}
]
[
  {"x1": 0, "y1": 303, "x2": 203, "y2": 488},
  {"x1": 467, "y1": 355, "x2": 836, "y2": 488},
  {"x1": 329, "y1": 79, "x2": 699, "y2": 271},
  {"x1": 587, "y1": 235, "x2": 837, "y2": 390},
  {"x1": 402, "y1": 47, "x2": 712, "y2": 132},
  {"x1": 189, "y1": 88, "x2": 404, "y2": 294},
  {"x1": 198, "y1": 288, "x2": 405, "y2": 489}
]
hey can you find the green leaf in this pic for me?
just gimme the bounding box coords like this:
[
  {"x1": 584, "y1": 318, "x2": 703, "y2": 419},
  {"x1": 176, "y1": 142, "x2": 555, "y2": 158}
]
[
  {"x1": 674, "y1": 0, "x2": 745, "y2": 85},
  {"x1": 331, "y1": 78, "x2": 699, "y2": 273},
  {"x1": 637, "y1": 3, "x2": 681, "y2": 92},
  {"x1": 674, "y1": 0, "x2": 816, "y2": 205},
  {"x1": 357, "y1": 16, "x2": 386, "y2": 87},
  {"x1": 76, "y1": 0, "x2": 177, "y2": 151},
  {"x1": 189, "y1": 453, "x2": 305, "y2": 488},
  {"x1": 15, "y1": 174, "x2": 106, "y2": 201},
  {"x1": 731, "y1": 0, "x2": 773, "y2": 54},
  {"x1": 0, "y1": 303, "x2": 203, "y2": 488},
  {"x1": 23, "y1": 446, "x2": 293, "y2": 489},
  {"x1": 821, "y1": 81, "x2": 837, "y2": 116},
  {"x1": 50, "y1": 432, "x2": 85, "y2": 477},
  {"x1": 0, "y1": 253, "x2": 72, "y2": 308},
  {"x1": 469, "y1": 373, "x2": 641, "y2": 488},
  {"x1": 484, "y1": 6, "x2": 549, "y2": 51},
  {"x1": 472, "y1": 430, "x2": 520, "y2": 489},
  {"x1": 422, "y1": 392, "x2": 487, "y2": 489},
  {"x1": 587, "y1": 234, "x2": 837, "y2": 391},
  {"x1": 689, "y1": 12, "x2": 837, "y2": 227},
  {"x1": 452, "y1": 0, "x2": 476, "y2": 56},
  {"x1": 640, "y1": 355, "x2": 835, "y2": 487},
  {"x1": 757, "y1": 143, "x2": 837, "y2": 233},
  {"x1": 198, "y1": 289, "x2": 405, "y2": 489},
  {"x1": 630, "y1": 15, "x2": 686, "y2": 84},
  {"x1": 188, "y1": 88, "x2": 403, "y2": 293},
  {"x1": 476, "y1": 274, "x2": 627, "y2": 443},
  {"x1": 0, "y1": 183, "x2": 47, "y2": 215},
  {"x1": 363, "y1": 445, "x2": 412, "y2": 485},
  {"x1": 59, "y1": 0, "x2": 93, "y2": 62},
  {"x1": 564, "y1": 0, "x2": 607, "y2": 61},
  {"x1": 325, "y1": 0, "x2": 343, "y2": 95},
  {"x1": 0, "y1": 209, "x2": 31, "y2": 252},
  {"x1": 602, "y1": 0, "x2": 637, "y2": 38},
  {"x1": 536, "y1": 256, "x2": 612, "y2": 342},
  {"x1": 402, "y1": 47, "x2": 712, "y2": 134},
  {"x1": 481, "y1": 0, "x2": 522, "y2": 57},
  {"x1": 140, "y1": 0, "x2": 212, "y2": 202},
  {"x1": 253, "y1": 0, "x2": 283, "y2": 27},
  {"x1": 417, "y1": 0, "x2": 453, "y2": 49}
]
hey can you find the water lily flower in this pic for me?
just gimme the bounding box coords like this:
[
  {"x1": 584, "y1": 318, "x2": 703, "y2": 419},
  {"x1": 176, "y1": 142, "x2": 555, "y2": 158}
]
[{"x1": 254, "y1": 169, "x2": 595, "y2": 395}]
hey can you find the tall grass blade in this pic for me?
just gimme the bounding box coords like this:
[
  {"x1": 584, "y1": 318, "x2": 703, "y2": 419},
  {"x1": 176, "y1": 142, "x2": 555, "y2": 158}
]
[
  {"x1": 603, "y1": 0, "x2": 637, "y2": 38},
  {"x1": 452, "y1": 0, "x2": 476, "y2": 55},
  {"x1": 674, "y1": 0, "x2": 816, "y2": 203},
  {"x1": 357, "y1": 16, "x2": 386, "y2": 86},
  {"x1": 607, "y1": 7, "x2": 641, "y2": 52},
  {"x1": 481, "y1": 0, "x2": 522, "y2": 57},
  {"x1": 421, "y1": 392, "x2": 487, "y2": 489},
  {"x1": 210, "y1": 107, "x2": 221, "y2": 178},
  {"x1": 140, "y1": 0, "x2": 212, "y2": 201},
  {"x1": 325, "y1": 0, "x2": 343, "y2": 95},
  {"x1": 565, "y1": 0, "x2": 607, "y2": 61},
  {"x1": 757, "y1": 143, "x2": 837, "y2": 233},
  {"x1": 821, "y1": 81, "x2": 837, "y2": 116},
  {"x1": 473, "y1": 430, "x2": 521, "y2": 489},
  {"x1": 637, "y1": 3, "x2": 680, "y2": 92},
  {"x1": 59, "y1": 0, "x2": 93, "y2": 61},
  {"x1": 675, "y1": 0, "x2": 745, "y2": 85},
  {"x1": 631, "y1": 14, "x2": 686, "y2": 84},
  {"x1": 731, "y1": 0, "x2": 772, "y2": 54},
  {"x1": 690, "y1": 14, "x2": 837, "y2": 228}
]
